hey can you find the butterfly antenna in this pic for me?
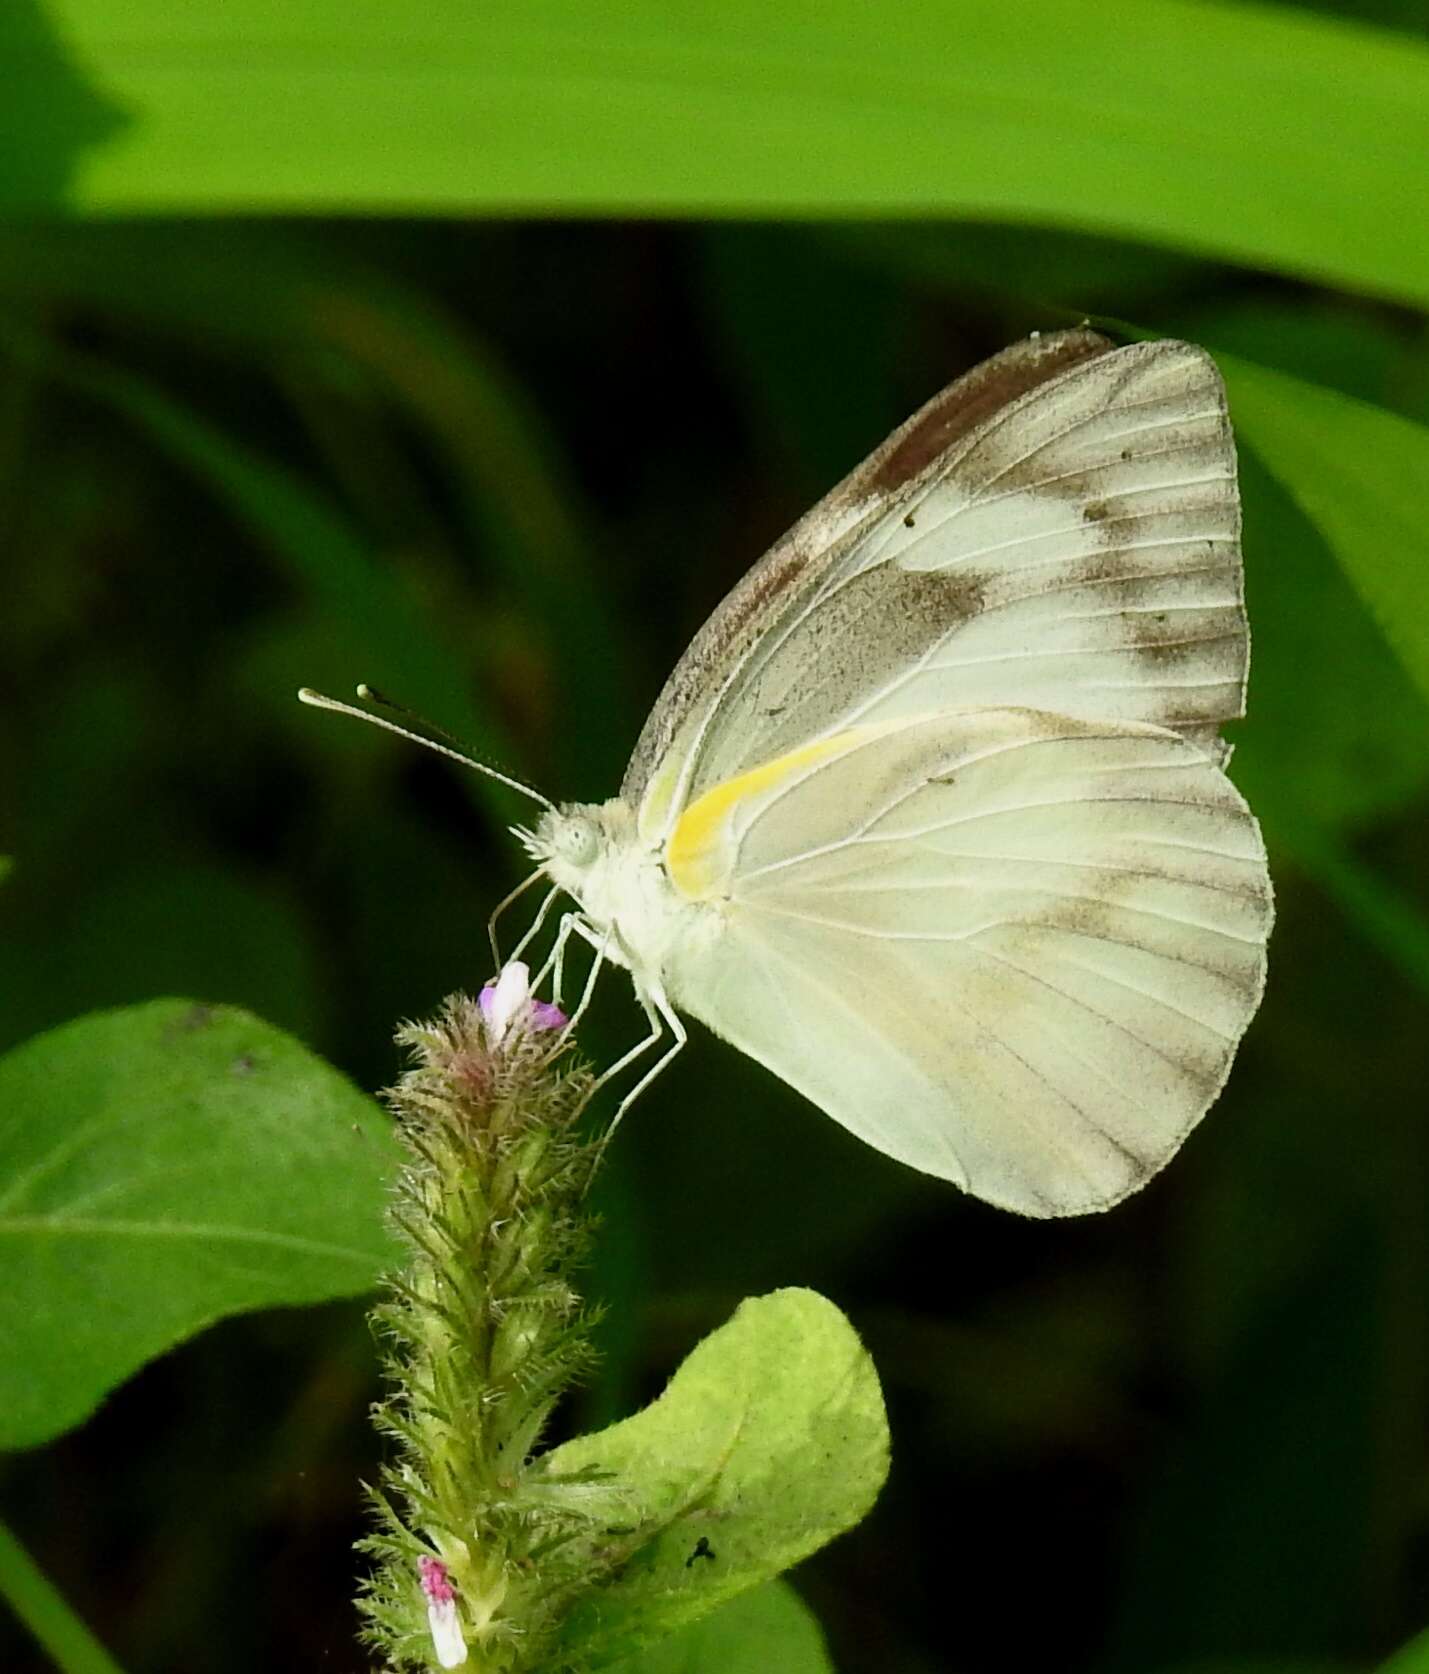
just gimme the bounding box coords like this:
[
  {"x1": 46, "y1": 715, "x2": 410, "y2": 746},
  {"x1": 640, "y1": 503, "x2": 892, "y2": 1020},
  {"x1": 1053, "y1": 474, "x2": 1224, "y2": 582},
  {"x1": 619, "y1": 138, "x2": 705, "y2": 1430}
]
[
  {"x1": 297, "y1": 687, "x2": 554, "y2": 810},
  {"x1": 354, "y1": 683, "x2": 474, "y2": 753}
]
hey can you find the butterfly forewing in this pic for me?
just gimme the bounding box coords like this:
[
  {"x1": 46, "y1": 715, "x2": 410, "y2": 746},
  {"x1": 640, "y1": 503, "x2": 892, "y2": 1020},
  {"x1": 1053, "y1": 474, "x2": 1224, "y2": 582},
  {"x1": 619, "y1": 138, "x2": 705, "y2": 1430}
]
[
  {"x1": 626, "y1": 333, "x2": 1247, "y2": 845},
  {"x1": 621, "y1": 328, "x2": 1117, "y2": 832}
]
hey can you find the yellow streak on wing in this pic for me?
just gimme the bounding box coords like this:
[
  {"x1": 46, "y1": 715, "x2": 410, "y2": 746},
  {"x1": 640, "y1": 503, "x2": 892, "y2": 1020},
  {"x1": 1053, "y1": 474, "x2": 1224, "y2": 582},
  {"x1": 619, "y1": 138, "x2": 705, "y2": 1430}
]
[
  {"x1": 665, "y1": 731, "x2": 869, "y2": 900},
  {"x1": 637, "y1": 751, "x2": 683, "y2": 846}
]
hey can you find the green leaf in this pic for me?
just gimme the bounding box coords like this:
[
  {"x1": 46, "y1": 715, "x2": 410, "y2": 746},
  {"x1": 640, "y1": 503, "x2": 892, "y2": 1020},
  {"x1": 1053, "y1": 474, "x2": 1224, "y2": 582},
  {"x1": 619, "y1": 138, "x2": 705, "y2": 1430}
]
[
  {"x1": 0, "y1": 1000, "x2": 399, "y2": 1450},
  {"x1": 1380, "y1": 1624, "x2": 1429, "y2": 1673},
  {"x1": 1228, "y1": 450, "x2": 1429, "y2": 839},
  {"x1": 8, "y1": 2, "x2": 1428, "y2": 306},
  {"x1": 544, "y1": 1288, "x2": 887, "y2": 1669},
  {"x1": 1201, "y1": 351, "x2": 1429, "y2": 1003},
  {"x1": 1220, "y1": 353, "x2": 1429, "y2": 713},
  {"x1": 604, "y1": 1580, "x2": 833, "y2": 1674}
]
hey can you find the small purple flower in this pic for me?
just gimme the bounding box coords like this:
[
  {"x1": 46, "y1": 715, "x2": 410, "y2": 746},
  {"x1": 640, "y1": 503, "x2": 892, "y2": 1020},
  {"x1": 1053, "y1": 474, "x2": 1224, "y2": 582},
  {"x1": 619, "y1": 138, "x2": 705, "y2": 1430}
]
[
  {"x1": 528, "y1": 995, "x2": 567, "y2": 1030},
  {"x1": 479, "y1": 961, "x2": 568, "y2": 1044},
  {"x1": 418, "y1": 1555, "x2": 466, "y2": 1668}
]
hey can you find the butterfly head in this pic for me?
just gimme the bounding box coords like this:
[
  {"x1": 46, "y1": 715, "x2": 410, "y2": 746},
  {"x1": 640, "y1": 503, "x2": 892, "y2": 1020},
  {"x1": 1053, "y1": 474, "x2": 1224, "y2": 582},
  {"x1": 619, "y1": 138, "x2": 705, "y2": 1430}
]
[
  {"x1": 518, "y1": 799, "x2": 635, "y2": 888},
  {"x1": 517, "y1": 799, "x2": 671, "y2": 953},
  {"x1": 519, "y1": 804, "x2": 597, "y2": 870}
]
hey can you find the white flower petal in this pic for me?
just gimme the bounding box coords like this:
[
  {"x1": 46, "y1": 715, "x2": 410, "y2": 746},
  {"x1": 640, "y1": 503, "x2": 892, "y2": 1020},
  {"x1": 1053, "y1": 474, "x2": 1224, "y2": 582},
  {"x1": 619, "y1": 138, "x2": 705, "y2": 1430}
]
[
  {"x1": 481, "y1": 961, "x2": 532, "y2": 1043},
  {"x1": 427, "y1": 1597, "x2": 468, "y2": 1668}
]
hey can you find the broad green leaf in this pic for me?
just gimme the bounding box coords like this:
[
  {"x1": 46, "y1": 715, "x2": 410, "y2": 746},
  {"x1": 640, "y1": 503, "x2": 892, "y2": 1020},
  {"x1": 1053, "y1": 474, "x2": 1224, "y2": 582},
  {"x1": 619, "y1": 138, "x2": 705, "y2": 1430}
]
[
  {"x1": 1206, "y1": 353, "x2": 1429, "y2": 1003},
  {"x1": 544, "y1": 1288, "x2": 887, "y2": 1669},
  {"x1": 1220, "y1": 354, "x2": 1429, "y2": 713},
  {"x1": 606, "y1": 1580, "x2": 833, "y2": 1674},
  {"x1": 1210, "y1": 448, "x2": 1429, "y2": 1001},
  {"x1": 1227, "y1": 451, "x2": 1429, "y2": 838},
  {"x1": 1180, "y1": 298, "x2": 1428, "y2": 418},
  {"x1": 0, "y1": 999, "x2": 398, "y2": 1449},
  {"x1": 6, "y1": 2, "x2": 1426, "y2": 306},
  {"x1": 1380, "y1": 1625, "x2": 1429, "y2": 1673}
]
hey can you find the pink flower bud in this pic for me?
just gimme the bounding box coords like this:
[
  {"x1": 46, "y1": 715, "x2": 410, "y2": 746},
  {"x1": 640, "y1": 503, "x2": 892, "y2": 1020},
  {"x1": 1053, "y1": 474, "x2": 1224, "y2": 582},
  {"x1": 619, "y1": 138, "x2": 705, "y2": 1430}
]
[{"x1": 418, "y1": 1556, "x2": 466, "y2": 1667}]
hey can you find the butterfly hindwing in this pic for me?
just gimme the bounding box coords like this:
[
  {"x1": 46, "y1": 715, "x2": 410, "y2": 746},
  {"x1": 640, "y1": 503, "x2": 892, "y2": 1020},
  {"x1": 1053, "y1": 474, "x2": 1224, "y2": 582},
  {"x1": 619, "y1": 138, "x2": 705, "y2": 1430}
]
[{"x1": 662, "y1": 707, "x2": 1271, "y2": 1215}]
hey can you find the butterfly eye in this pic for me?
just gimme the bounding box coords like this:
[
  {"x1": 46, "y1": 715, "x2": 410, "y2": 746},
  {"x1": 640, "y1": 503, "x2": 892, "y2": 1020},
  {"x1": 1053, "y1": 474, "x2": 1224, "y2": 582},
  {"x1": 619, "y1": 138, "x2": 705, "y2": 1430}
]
[{"x1": 557, "y1": 817, "x2": 599, "y2": 867}]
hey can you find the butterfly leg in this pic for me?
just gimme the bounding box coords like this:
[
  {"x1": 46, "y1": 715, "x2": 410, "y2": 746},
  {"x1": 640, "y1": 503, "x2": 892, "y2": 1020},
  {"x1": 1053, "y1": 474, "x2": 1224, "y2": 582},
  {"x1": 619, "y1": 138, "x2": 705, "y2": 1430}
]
[
  {"x1": 486, "y1": 865, "x2": 548, "y2": 970},
  {"x1": 538, "y1": 925, "x2": 685, "y2": 1131},
  {"x1": 531, "y1": 909, "x2": 598, "y2": 1008},
  {"x1": 559, "y1": 927, "x2": 609, "y2": 1034},
  {"x1": 584, "y1": 982, "x2": 665, "y2": 1106},
  {"x1": 606, "y1": 986, "x2": 686, "y2": 1133},
  {"x1": 498, "y1": 879, "x2": 562, "y2": 973}
]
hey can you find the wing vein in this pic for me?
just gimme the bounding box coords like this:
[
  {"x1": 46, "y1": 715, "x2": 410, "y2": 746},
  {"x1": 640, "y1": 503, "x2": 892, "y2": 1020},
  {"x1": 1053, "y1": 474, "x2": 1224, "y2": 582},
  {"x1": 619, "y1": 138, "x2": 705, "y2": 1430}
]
[
  {"x1": 1028, "y1": 941, "x2": 1238, "y2": 1040},
  {"x1": 963, "y1": 937, "x2": 1197, "y2": 1078}
]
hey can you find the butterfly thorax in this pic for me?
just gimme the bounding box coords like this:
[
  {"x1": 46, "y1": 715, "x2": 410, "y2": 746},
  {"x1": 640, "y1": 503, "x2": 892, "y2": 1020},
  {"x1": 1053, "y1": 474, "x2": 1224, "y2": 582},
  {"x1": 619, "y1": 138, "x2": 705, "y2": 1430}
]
[{"x1": 527, "y1": 798, "x2": 696, "y2": 980}]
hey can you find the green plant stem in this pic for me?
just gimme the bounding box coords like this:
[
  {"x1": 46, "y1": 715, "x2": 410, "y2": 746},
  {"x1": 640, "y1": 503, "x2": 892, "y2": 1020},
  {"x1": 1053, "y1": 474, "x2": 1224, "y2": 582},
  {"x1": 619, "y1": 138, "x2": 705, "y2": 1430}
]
[{"x1": 0, "y1": 1515, "x2": 128, "y2": 1674}]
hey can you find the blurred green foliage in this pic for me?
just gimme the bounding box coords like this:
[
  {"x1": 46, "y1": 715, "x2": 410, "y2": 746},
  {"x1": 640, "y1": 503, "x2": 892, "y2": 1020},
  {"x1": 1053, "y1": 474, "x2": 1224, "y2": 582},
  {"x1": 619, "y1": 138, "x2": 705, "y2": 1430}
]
[{"x1": 1, "y1": 1, "x2": 1427, "y2": 1671}]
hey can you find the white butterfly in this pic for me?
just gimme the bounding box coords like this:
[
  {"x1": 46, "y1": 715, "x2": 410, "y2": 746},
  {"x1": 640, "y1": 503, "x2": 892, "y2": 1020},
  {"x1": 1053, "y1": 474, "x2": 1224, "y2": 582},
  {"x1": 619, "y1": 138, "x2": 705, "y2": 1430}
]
[{"x1": 305, "y1": 329, "x2": 1272, "y2": 1217}]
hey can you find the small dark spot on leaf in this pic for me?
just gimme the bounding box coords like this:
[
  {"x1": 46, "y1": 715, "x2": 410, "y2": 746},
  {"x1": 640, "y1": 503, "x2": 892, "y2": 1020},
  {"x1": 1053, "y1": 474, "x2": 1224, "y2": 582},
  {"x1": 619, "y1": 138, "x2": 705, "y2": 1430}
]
[
  {"x1": 1119, "y1": 447, "x2": 1133, "y2": 462},
  {"x1": 685, "y1": 1537, "x2": 716, "y2": 1568},
  {"x1": 1083, "y1": 498, "x2": 1112, "y2": 523},
  {"x1": 903, "y1": 512, "x2": 916, "y2": 528},
  {"x1": 231, "y1": 1053, "x2": 256, "y2": 1076}
]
